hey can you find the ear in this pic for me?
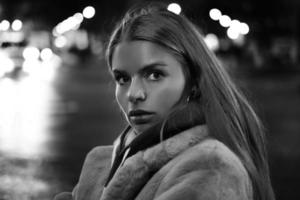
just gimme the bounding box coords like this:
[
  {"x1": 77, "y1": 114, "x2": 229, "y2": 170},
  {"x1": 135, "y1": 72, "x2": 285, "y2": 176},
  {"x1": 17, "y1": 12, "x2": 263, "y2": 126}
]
[{"x1": 190, "y1": 85, "x2": 201, "y2": 99}]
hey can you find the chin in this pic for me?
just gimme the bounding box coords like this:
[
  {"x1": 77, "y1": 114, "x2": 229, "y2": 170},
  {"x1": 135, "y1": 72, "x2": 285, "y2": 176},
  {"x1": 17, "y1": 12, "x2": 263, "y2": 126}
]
[{"x1": 132, "y1": 123, "x2": 152, "y2": 135}]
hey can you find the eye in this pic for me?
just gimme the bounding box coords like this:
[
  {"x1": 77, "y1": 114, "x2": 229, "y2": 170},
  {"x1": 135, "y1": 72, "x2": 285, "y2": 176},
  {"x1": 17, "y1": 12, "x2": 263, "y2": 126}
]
[
  {"x1": 146, "y1": 71, "x2": 164, "y2": 81},
  {"x1": 114, "y1": 74, "x2": 130, "y2": 85}
]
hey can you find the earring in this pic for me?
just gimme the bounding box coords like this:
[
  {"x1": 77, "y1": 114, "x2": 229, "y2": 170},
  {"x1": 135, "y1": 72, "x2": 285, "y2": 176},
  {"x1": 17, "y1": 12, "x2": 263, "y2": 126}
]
[
  {"x1": 187, "y1": 89, "x2": 195, "y2": 103},
  {"x1": 187, "y1": 87, "x2": 200, "y2": 102},
  {"x1": 187, "y1": 95, "x2": 191, "y2": 103}
]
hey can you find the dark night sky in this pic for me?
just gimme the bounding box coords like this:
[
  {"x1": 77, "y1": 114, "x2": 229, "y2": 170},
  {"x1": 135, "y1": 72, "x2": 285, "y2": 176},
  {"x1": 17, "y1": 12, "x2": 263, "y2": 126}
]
[{"x1": 0, "y1": 0, "x2": 299, "y2": 36}]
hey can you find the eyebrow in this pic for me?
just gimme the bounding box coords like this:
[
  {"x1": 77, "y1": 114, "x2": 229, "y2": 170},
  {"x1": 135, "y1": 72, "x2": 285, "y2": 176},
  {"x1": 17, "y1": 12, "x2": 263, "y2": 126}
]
[{"x1": 112, "y1": 62, "x2": 167, "y2": 74}]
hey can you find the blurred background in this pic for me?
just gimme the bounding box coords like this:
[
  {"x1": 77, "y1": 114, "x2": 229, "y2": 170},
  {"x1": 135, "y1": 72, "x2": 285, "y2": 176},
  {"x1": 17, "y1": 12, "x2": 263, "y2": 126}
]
[{"x1": 0, "y1": 0, "x2": 299, "y2": 199}]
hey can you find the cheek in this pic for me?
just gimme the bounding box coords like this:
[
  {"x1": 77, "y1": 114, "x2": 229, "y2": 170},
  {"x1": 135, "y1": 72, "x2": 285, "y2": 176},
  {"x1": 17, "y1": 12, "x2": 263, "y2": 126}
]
[
  {"x1": 152, "y1": 79, "x2": 185, "y2": 112},
  {"x1": 115, "y1": 86, "x2": 127, "y2": 114}
]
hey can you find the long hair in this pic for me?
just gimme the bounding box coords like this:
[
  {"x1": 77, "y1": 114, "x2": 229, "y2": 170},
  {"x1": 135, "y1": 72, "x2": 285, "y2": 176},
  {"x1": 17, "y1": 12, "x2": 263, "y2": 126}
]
[{"x1": 106, "y1": 3, "x2": 275, "y2": 200}]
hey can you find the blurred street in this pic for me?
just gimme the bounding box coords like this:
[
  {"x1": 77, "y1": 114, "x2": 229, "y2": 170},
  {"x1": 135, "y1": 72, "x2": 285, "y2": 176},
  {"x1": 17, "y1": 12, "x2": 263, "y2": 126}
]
[
  {"x1": 0, "y1": 52, "x2": 299, "y2": 200},
  {"x1": 0, "y1": 54, "x2": 124, "y2": 199}
]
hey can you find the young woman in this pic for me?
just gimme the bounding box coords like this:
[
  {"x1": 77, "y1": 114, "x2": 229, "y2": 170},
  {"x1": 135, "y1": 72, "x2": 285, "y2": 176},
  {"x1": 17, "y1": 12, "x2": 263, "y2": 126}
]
[{"x1": 55, "y1": 3, "x2": 275, "y2": 200}]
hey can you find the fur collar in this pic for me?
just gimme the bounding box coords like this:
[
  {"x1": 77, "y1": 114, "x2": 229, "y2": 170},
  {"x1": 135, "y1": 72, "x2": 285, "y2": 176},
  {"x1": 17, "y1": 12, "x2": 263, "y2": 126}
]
[
  {"x1": 100, "y1": 125, "x2": 208, "y2": 200},
  {"x1": 106, "y1": 101, "x2": 206, "y2": 186}
]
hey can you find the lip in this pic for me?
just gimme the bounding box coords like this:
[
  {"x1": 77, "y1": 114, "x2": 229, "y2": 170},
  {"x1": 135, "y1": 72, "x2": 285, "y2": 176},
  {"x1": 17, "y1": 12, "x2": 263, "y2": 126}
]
[
  {"x1": 128, "y1": 109, "x2": 154, "y2": 117},
  {"x1": 128, "y1": 110, "x2": 155, "y2": 125}
]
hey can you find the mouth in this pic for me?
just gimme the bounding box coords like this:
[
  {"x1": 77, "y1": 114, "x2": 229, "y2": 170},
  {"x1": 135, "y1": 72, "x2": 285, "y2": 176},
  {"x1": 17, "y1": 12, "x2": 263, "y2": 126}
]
[{"x1": 128, "y1": 110, "x2": 155, "y2": 125}]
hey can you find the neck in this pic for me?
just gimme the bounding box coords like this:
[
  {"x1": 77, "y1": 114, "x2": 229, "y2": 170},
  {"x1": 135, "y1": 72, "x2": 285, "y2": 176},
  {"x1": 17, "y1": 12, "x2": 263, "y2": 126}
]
[{"x1": 124, "y1": 129, "x2": 139, "y2": 146}]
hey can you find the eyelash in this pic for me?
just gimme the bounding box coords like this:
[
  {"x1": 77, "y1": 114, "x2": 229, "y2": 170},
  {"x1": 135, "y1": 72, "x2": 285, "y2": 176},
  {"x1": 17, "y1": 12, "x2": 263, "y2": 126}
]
[
  {"x1": 114, "y1": 70, "x2": 165, "y2": 85},
  {"x1": 145, "y1": 70, "x2": 165, "y2": 81},
  {"x1": 114, "y1": 74, "x2": 129, "y2": 85}
]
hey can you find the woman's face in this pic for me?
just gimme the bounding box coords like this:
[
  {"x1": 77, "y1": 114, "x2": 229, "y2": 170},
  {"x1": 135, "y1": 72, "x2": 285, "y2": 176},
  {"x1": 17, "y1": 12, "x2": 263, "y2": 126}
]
[{"x1": 111, "y1": 41, "x2": 186, "y2": 134}]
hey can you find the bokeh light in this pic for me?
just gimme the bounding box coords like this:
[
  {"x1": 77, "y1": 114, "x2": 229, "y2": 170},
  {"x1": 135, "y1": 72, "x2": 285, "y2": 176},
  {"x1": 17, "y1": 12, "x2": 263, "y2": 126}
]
[
  {"x1": 227, "y1": 26, "x2": 240, "y2": 40},
  {"x1": 74, "y1": 13, "x2": 84, "y2": 24},
  {"x1": 219, "y1": 15, "x2": 231, "y2": 27},
  {"x1": 240, "y1": 22, "x2": 250, "y2": 34},
  {"x1": 55, "y1": 23, "x2": 64, "y2": 35},
  {"x1": 23, "y1": 47, "x2": 40, "y2": 61},
  {"x1": 167, "y1": 3, "x2": 182, "y2": 15},
  {"x1": 54, "y1": 36, "x2": 67, "y2": 48},
  {"x1": 11, "y1": 19, "x2": 23, "y2": 31},
  {"x1": 204, "y1": 33, "x2": 220, "y2": 51},
  {"x1": 209, "y1": 8, "x2": 222, "y2": 21},
  {"x1": 83, "y1": 6, "x2": 96, "y2": 19},
  {"x1": 0, "y1": 20, "x2": 10, "y2": 31},
  {"x1": 230, "y1": 19, "x2": 241, "y2": 29},
  {"x1": 0, "y1": 76, "x2": 54, "y2": 158},
  {"x1": 40, "y1": 48, "x2": 53, "y2": 61}
]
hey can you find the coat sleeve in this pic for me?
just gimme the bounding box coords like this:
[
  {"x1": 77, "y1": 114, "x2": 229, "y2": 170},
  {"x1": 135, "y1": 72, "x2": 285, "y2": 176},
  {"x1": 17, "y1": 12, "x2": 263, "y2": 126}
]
[
  {"x1": 53, "y1": 146, "x2": 113, "y2": 200},
  {"x1": 153, "y1": 140, "x2": 252, "y2": 200}
]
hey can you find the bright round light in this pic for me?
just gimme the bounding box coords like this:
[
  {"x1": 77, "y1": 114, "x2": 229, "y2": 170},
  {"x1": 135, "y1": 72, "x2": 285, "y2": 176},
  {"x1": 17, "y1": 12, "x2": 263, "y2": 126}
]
[
  {"x1": 230, "y1": 19, "x2": 240, "y2": 29},
  {"x1": 0, "y1": 20, "x2": 10, "y2": 31},
  {"x1": 12, "y1": 19, "x2": 23, "y2": 31},
  {"x1": 54, "y1": 36, "x2": 67, "y2": 48},
  {"x1": 53, "y1": 12, "x2": 84, "y2": 35},
  {"x1": 65, "y1": 16, "x2": 78, "y2": 30},
  {"x1": 67, "y1": 16, "x2": 80, "y2": 30},
  {"x1": 204, "y1": 33, "x2": 220, "y2": 51},
  {"x1": 40, "y1": 48, "x2": 53, "y2": 61},
  {"x1": 74, "y1": 13, "x2": 84, "y2": 23},
  {"x1": 55, "y1": 23, "x2": 64, "y2": 34},
  {"x1": 240, "y1": 22, "x2": 249, "y2": 34},
  {"x1": 227, "y1": 26, "x2": 240, "y2": 40},
  {"x1": 23, "y1": 47, "x2": 40, "y2": 60},
  {"x1": 83, "y1": 6, "x2": 96, "y2": 19},
  {"x1": 167, "y1": 3, "x2": 182, "y2": 15},
  {"x1": 209, "y1": 8, "x2": 222, "y2": 21},
  {"x1": 219, "y1": 15, "x2": 231, "y2": 27}
]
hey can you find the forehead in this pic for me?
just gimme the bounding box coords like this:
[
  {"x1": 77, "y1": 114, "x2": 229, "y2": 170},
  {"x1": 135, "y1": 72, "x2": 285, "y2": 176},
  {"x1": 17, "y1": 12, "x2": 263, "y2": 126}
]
[{"x1": 111, "y1": 41, "x2": 179, "y2": 72}]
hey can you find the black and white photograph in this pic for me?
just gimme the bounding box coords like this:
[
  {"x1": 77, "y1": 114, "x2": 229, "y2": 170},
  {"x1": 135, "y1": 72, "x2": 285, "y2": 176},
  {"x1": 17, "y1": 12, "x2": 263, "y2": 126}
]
[{"x1": 0, "y1": 0, "x2": 299, "y2": 199}]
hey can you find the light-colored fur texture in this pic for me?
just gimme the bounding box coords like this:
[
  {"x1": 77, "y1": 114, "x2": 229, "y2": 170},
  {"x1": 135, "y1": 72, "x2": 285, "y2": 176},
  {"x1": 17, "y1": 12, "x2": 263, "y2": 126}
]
[{"x1": 54, "y1": 125, "x2": 253, "y2": 200}]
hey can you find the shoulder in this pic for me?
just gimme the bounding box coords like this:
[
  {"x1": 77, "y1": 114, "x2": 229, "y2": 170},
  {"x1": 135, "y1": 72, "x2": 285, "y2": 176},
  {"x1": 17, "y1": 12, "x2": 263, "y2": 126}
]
[
  {"x1": 78, "y1": 145, "x2": 113, "y2": 187},
  {"x1": 168, "y1": 138, "x2": 251, "y2": 185},
  {"x1": 155, "y1": 139, "x2": 252, "y2": 200},
  {"x1": 54, "y1": 146, "x2": 114, "y2": 200},
  {"x1": 182, "y1": 138, "x2": 248, "y2": 174},
  {"x1": 82, "y1": 145, "x2": 114, "y2": 170},
  {"x1": 85, "y1": 145, "x2": 114, "y2": 160},
  {"x1": 72, "y1": 146, "x2": 114, "y2": 200}
]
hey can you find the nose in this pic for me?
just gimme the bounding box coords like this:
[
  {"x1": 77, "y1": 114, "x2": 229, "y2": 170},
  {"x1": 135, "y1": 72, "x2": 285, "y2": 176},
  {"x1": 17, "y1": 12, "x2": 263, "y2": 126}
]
[{"x1": 127, "y1": 77, "x2": 146, "y2": 103}]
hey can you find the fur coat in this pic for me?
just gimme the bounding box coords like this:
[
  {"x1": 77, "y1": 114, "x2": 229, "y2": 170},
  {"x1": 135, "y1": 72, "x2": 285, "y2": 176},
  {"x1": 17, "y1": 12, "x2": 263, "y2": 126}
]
[{"x1": 54, "y1": 125, "x2": 253, "y2": 200}]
